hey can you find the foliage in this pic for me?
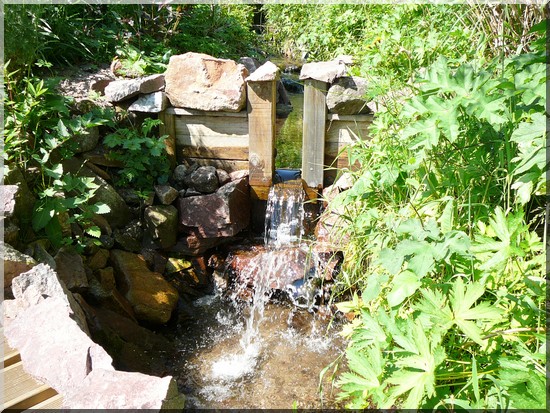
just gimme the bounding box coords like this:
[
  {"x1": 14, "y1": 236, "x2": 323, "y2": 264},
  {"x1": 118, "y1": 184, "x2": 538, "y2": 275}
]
[
  {"x1": 4, "y1": 3, "x2": 258, "y2": 73},
  {"x1": 328, "y1": 25, "x2": 546, "y2": 410},
  {"x1": 103, "y1": 118, "x2": 170, "y2": 191},
  {"x1": 4, "y1": 65, "x2": 114, "y2": 248}
]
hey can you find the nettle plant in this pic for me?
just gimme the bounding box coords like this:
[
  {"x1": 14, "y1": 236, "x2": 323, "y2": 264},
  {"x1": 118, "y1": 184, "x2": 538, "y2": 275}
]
[
  {"x1": 103, "y1": 118, "x2": 170, "y2": 192},
  {"x1": 329, "y1": 31, "x2": 546, "y2": 410},
  {"x1": 4, "y1": 65, "x2": 114, "y2": 248}
]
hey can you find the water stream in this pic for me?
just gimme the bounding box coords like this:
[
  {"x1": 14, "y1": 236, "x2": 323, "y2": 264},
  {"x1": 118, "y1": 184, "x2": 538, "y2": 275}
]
[{"x1": 171, "y1": 180, "x2": 344, "y2": 408}]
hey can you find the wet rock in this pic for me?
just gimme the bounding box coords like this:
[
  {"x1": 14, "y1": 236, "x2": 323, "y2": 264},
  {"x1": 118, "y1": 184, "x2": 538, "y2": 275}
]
[
  {"x1": 128, "y1": 91, "x2": 168, "y2": 113},
  {"x1": 326, "y1": 76, "x2": 370, "y2": 115},
  {"x1": 113, "y1": 220, "x2": 144, "y2": 253},
  {"x1": 300, "y1": 59, "x2": 348, "y2": 83},
  {"x1": 165, "y1": 257, "x2": 193, "y2": 274},
  {"x1": 54, "y1": 246, "x2": 89, "y2": 293},
  {"x1": 166, "y1": 259, "x2": 212, "y2": 298},
  {"x1": 73, "y1": 127, "x2": 100, "y2": 153},
  {"x1": 186, "y1": 166, "x2": 219, "y2": 194},
  {"x1": 178, "y1": 177, "x2": 250, "y2": 238},
  {"x1": 86, "y1": 276, "x2": 137, "y2": 322},
  {"x1": 87, "y1": 248, "x2": 110, "y2": 271},
  {"x1": 144, "y1": 205, "x2": 178, "y2": 249},
  {"x1": 154, "y1": 184, "x2": 179, "y2": 205},
  {"x1": 314, "y1": 211, "x2": 348, "y2": 247},
  {"x1": 110, "y1": 250, "x2": 179, "y2": 324},
  {"x1": 169, "y1": 234, "x2": 225, "y2": 256},
  {"x1": 1, "y1": 241, "x2": 37, "y2": 289},
  {"x1": 172, "y1": 164, "x2": 188, "y2": 185},
  {"x1": 165, "y1": 52, "x2": 248, "y2": 112}
]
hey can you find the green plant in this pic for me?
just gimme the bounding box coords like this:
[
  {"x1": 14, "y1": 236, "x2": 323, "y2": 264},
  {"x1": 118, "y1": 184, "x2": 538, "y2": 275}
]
[
  {"x1": 103, "y1": 118, "x2": 170, "y2": 191},
  {"x1": 327, "y1": 28, "x2": 546, "y2": 410}
]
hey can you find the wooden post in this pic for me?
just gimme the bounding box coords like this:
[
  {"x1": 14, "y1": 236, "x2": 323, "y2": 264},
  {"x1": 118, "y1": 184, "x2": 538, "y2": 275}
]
[
  {"x1": 247, "y1": 79, "x2": 277, "y2": 192},
  {"x1": 302, "y1": 79, "x2": 327, "y2": 190},
  {"x1": 159, "y1": 110, "x2": 177, "y2": 169}
]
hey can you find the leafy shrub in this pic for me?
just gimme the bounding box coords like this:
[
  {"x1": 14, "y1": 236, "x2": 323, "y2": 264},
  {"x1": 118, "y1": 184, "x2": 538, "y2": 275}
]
[
  {"x1": 103, "y1": 118, "x2": 170, "y2": 191},
  {"x1": 328, "y1": 28, "x2": 546, "y2": 410}
]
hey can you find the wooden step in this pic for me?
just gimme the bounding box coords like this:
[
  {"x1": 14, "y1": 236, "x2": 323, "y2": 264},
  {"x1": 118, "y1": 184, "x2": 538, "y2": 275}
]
[
  {"x1": 3, "y1": 339, "x2": 22, "y2": 367},
  {"x1": 2, "y1": 361, "x2": 58, "y2": 411},
  {"x1": 24, "y1": 393, "x2": 63, "y2": 410}
]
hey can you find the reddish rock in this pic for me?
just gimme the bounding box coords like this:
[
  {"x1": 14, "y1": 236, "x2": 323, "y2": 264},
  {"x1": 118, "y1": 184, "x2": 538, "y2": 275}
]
[
  {"x1": 110, "y1": 250, "x2": 179, "y2": 324},
  {"x1": 165, "y1": 52, "x2": 248, "y2": 112},
  {"x1": 1, "y1": 241, "x2": 37, "y2": 289},
  {"x1": 169, "y1": 234, "x2": 224, "y2": 256},
  {"x1": 177, "y1": 177, "x2": 250, "y2": 238}
]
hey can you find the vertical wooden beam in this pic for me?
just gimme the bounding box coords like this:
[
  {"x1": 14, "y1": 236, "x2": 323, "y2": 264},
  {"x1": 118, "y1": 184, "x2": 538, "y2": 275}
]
[
  {"x1": 159, "y1": 110, "x2": 177, "y2": 168},
  {"x1": 302, "y1": 79, "x2": 327, "y2": 189},
  {"x1": 247, "y1": 79, "x2": 276, "y2": 188}
]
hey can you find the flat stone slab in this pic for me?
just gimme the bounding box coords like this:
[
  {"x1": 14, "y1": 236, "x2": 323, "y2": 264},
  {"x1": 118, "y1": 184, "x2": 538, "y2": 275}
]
[
  {"x1": 246, "y1": 61, "x2": 280, "y2": 82},
  {"x1": 300, "y1": 59, "x2": 347, "y2": 83},
  {"x1": 128, "y1": 91, "x2": 168, "y2": 113}
]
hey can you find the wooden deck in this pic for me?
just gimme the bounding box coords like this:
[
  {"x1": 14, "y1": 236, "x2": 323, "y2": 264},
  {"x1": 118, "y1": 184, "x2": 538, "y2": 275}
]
[{"x1": 2, "y1": 332, "x2": 63, "y2": 411}]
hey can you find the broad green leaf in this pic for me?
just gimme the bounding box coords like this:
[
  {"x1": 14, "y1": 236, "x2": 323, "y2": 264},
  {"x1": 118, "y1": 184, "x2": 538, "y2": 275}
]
[
  {"x1": 510, "y1": 112, "x2": 545, "y2": 143},
  {"x1": 44, "y1": 163, "x2": 63, "y2": 180},
  {"x1": 84, "y1": 226, "x2": 101, "y2": 238},
  {"x1": 89, "y1": 203, "x2": 111, "y2": 215},
  {"x1": 387, "y1": 270, "x2": 421, "y2": 307},
  {"x1": 32, "y1": 199, "x2": 57, "y2": 231}
]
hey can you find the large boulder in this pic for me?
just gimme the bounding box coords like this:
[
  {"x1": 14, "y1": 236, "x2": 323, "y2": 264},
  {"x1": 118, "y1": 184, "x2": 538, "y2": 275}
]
[
  {"x1": 110, "y1": 250, "x2": 179, "y2": 324},
  {"x1": 177, "y1": 177, "x2": 250, "y2": 238},
  {"x1": 164, "y1": 52, "x2": 248, "y2": 112},
  {"x1": 326, "y1": 76, "x2": 370, "y2": 115},
  {"x1": 1, "y1": 241, "x2": 37, "y2": 289}
]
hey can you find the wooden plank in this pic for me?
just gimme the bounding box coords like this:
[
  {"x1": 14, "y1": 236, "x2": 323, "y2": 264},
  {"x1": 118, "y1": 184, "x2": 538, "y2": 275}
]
[
  {"x1": 167, "y1": 107, "x2": 247, "y2": 117},
  {"x1": 3, "y1": 362, "x2": 58, "y2": 410},
  {"x1": 247, "y1": 80, "x2": 276, "y2": 187},
  {"x1": 25, "y1": 393, "x2": 63, "y2": 410},
  {"x1": 185, "y1": 158, "x2": 249, "y2": 173},
  {"x1": 3, "y1": 340, "x2": 21, "y2": 367},
  {"x1": 326, "y1": 119, "x2": 372, "y2": 144},
  {"x1": 174, "y1": 116, "x2": 249, "y2": 147},
  {"x1": 159, "y1": 110, "x2": 177, "y2": 169},
  {"x1": 179, "y1": 145, "x2": 249, "y2": 161},
  {"x1": 326, "y1": 113, "x2": 374, "y2": 122},
  {"x1": 302, "y1": 79, "x2": 328, "y2": 189}
]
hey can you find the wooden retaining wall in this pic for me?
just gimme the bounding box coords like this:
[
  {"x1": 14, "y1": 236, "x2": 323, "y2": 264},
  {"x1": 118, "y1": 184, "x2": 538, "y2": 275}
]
[{"x1": 159, "y1": 76, "x2": 371, "y2": 200}]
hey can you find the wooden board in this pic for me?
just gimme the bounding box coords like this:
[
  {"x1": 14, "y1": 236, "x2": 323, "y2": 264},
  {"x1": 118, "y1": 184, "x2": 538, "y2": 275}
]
[
  {"x1": 174, "y1": 116, "x2": 249, "y2": 145},
  {"x1": 167, "y1": 107, "x2": 247, "y2": 118},
  {"x1": 302, "y1": 79, "x2": 328, "y2": 189},
  {"x1": 179, "y1": 145, "x2": 249, "y2": 161},
  {"x1": 325, "y1": 118, "x2": 372, "y2": 145},
  {"x1": 186, "y1": 158, "x2": 249, "y2": 172},
  {"x1": 247, "y1": 80, "x2": 276, "y2": 187},
  {"x1": 3, "y1": 339, "x2": 21, "y2": 367},
  {"x1": 25, "y1": 393, "x2": 63, "y2": 410},
  {"x1": 159, "y1": 110, "x2": 177, "y2": 168},
  {"x1": 3, "y1": 361, "x2": 58, "y2": 410}
]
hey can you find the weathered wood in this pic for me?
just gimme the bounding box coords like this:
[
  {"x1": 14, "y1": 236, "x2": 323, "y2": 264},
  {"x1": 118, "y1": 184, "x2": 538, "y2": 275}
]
[
  {"x1": 25, "y1": 393, "x2": 64, "y2": 410},
  {"x1": 179, "y1": 145, "x2": 249, "y2": 161},
  {"x1": 247, "y1": 80, "x2": 276, "y2": 187},
  {"x1": 3, "y1": 339, "x2": 21, "y2": 367},
  {"x1": 325, "y1": 118, "x2": 372, "y2": 145},
  {"x1": 159, "y1": 110, "x2": 177, "y2": 168},
  {"x1": 174, "y1": 116, "x2": 249, "y2": 146},
  {"x1": 187, "y1": 158, "x2": 249, "y2": 172},
  {"x1": 302, "y1": 79, "x2": 328, "y2": 189},
  {"x1": 250, "y1": 180, "x2": 319, "y2": 201},
  {"x1": 167, "y1": 107, "x2": 247, "y2": 118}
]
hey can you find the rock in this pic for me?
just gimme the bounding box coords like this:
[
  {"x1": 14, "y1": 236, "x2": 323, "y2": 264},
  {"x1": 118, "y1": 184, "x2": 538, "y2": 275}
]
[
  {"x1": 113, "y1": 220, "x2": 144, "y2": 253},
  {"x1": 1, "y1": 185, "x2": 18, "y2": 218},
  {"x1": 238, "y1": 56, "x2": 261, "y2": 74},
  {"x1": 109, "y1": 250, "x2": 179, "y2": 324},
  {"x1": 73, "y1": 127, "x2": 100, "y2": 153},
  {"x1": 177, "y1": 177, "x2": 250, "y2": 238},
  {"x1": 90, "y1": 78, "x2": 112, "y2": 95},
  {"x1": 229, "y1": 169, "x2": 249, "y2": 181},
  {"x1": 117, "y1": 188, "x2": 143, "y2": 206},
  {"x1": 63, "y1": 158, "x2": 131, "y2": 229},
  {"x1": 128, "y1": 91, "x2": 168, "y2": 113},
  {"x1": 315, "y1": 210, "x2": 349, "y2": 247},
  {"x1": 1, "y1": 241, "x2": 37, "y2": 288},
  {"x1": 169, "y1": 234, "x2": 224, "y2": 256},
  {"x1": 326, "y1": 76, "x2": 370, "y2": 115},
  {"x1": 63, "y1": 368, "x2": 184, "y2": 409},
  {"x1": 183, "y1": 188, "x2": 202, "y2": 197},
  {"x1": 87, "y1": 248, "x2": 110, "y2": 271},
  {"x1": 172, "y1": 164, "x2": 188, "y2": 184},
  {"x1": 83, "y1": 146, "x2": 125, "y2": 168},
  {"x1": 299, "y1": 59, "x2": 348, "y2": 83},
  {"x1": 321, "y1": 172, "x2": 354, "y2": 206},
  {"x1": 91, "y1": 215, "x2": 113, "y2": 237},
  {"x1": 165, "y1": 257, "x2": 193, "y2": 274},
  {"x1": 140, "y1": 248, "x2": 168, "y2": 273},
  {"x1": 245, "y1": 61, "x2": 280, "y2": 82},
  {"x1": 143, "y1": 205, "x2": 178, "y2": 249},
  {"x1": 154, "y1": 185, "x2": 179, "y2": 205},
  {"x1": 166, "y1": 259, "x2": 212, "y2": 297},
  {"x1": 4, "y1": 221, "x2": 19, "y2": 246},
  {"x1": 96, "y1": 267, "x2": 117, "y2": 291},
  {"x1": 216, "y1": 169, "x2": 231, "y2": 186},
  {"x1": 1, "y1": 168, "x2": 36, "y2": 224},
  {"x1": 281, "y1": 76, "x2": 304, "y2": 94},
  {"x1": 85, "y1": 161, "x2": 112, "y2": 181},
  {"x1": 4, "y1": 263, "x2": 89, "y2": 335},
  {"x1": 165, "y1": 52, "x2": 248, "y2": 112},
  {"x1": 104, "y1": 74, "x2": 165, "y2": 103},
  {"x1": 186, "y1": 166, "x2": 219, "y2": 194},
  {"x1": 54, "y1": 246, "x2": 89, "y2": 293},
  {"x1": 26, "y1": 240, "x2": 57, "y2": 269},
  {"x1": 87, "y1": 276, "x2": 136, "y2": 322}
]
